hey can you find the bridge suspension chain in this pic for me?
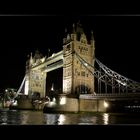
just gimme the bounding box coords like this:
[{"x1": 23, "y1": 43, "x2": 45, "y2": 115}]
[
  {"x1": 95, "y1": 59, "x2": 140, "y2": 91},
  {"x1": 75, "y1": 52, "x2": 116, "y2": 93},
  {"x1": 75, "y1": 51, "x2": 140, "y2": 93}
]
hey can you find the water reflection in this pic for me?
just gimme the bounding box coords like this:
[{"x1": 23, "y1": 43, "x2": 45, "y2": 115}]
[
  {"x1": 1, "y1": 111, "x2": 8, "y2": 125},
  {"x1": 44, "y1": 114, "x2": 60, "y2": 125},
  {"x1": 79, "y1": 115, "x2": 97, "y2": 125},
  {"x1": 44, "y1": 113, "x2": 109, "y2": 125},
  {"x1": 1, "y1": 109, "x2": 140, "y2": 125},
  {"x1": 0, "y1": 110, "x2": 45, "y2": 125},
  {"x1": 20, "y1": 111, "x2": 29, "y2": 125},
  {"x1": 20, "y1": 111, "x2": 45, "y2": 125},
  {"x1": 103, "y1": 113, "x2": 109, "y2": 125},
  {"x1": 58, "y1": 114, "x2": 66, "y2": 125},
  {"x1": 44, "y1": 114, "x2": 66, "y2": 125},
  {"x1": 44, "y1": 113, "x2": 99, "y2": 125}
]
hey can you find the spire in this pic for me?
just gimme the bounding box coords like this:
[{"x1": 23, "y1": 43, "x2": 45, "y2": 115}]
[
  {"x1": 76, "y1": 20, "x2": 83, "y2": 34},
  {"x1": 75, "y1": 20, "x2": 84, "y2": 41},
  {"x1": 72, "y1": 23, "x2": 76, "y2": 33},
  {"x1": 91, "y1": 30, "x2": 94, "y2": 40},
  {"x1": 63, "y1": 28, "x2": 68, "y2": 44},
  {"x1": 30, "y1": 52, "x2": 32, "y2": 59},
  {"x1": 29, "y1": 52, "x2": 33, "y2": 65},
  {"x1": 64, "y1": 28, "x2": 68, "y2": 38},
  {"x1": 65, "y1": 28, "x2": 67, "y2": 33},
  {"x1": 26, "y1": 54, "x2": 30, "y2": 65},
  {"x1": 34, "y1": 49, "x2": 42, "y2": 59},
  {"x1": 90, "y1": 30, "x2": 95, "y2": 46}
]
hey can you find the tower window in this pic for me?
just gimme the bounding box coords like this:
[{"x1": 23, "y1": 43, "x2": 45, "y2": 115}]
[
  {"x1": 67, "y1": 44, "x2": 70, "y2": 49},
  {"x1": 81, "y1": 71, "x2": 85, "y2": 76}
]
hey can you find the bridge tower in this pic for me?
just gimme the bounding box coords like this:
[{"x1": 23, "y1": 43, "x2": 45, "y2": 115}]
[
  {"x1": 63, "y1": 22, "x2": 95, "y2": 97},
  {"x1": 25, "y1": 50, "x2": 46, "y2": 98}
]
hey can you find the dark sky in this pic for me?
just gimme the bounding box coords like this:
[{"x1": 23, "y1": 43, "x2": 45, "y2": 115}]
[{"x1": 0, "y1": 15, "x2": 140, "y2": 92}]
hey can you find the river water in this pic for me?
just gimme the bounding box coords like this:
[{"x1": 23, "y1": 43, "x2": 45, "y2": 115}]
[{"x1": 0, "y1": 109, "x2": 140, "y2": 125}]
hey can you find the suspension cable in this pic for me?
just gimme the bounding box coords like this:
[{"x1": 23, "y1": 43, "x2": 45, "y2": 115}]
[
  {"x1": 13, "y1": 75, "x2": 26, "y2": 98},
  {"x1": 75, "y1": 51, "x2": 140, "y2": 92}
]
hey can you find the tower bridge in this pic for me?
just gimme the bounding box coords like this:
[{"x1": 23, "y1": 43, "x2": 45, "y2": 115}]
[{"x1": 15, "y1": 22, "x2": 140, "y2": 112}]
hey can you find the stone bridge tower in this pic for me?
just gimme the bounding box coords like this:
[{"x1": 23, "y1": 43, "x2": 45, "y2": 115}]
[
  {"x1": 24, "y1": 22, "x2": 95, "y2": 99},
  {"x1": 63, "y1": 22, "x2": 95, "y2": 97},
  {"x1": 25, "y1": 50, "x2": 46, "y2": 98}
]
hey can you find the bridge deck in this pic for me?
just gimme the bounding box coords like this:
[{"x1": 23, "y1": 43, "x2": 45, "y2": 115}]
[
  {"x1": 31, "y1": 50, "x2": 63, "y2": 70},
  {"x1": 80, "y1": 93, "x2": 140, "y2": 100}
]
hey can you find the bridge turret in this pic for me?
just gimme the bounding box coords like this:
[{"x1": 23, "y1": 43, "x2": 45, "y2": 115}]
[
  {"x1": 71, "y1": 23, "x2": 77, "y2": 41},
  {"x1": 29, "y1": 52, "x2": 34, "y2": 66},
  {"x1": 63, "y1": 23, "x2": 78, "y2": 44},
  {"x1": 90, "y1": 31, "x2": 95, "y2": 47},
  {"x1": 72, "y1": 23, "x2": 76, "y2": 33},
  {"x1": 63, "y1": 28, "x2": 68, "y2": 44}
]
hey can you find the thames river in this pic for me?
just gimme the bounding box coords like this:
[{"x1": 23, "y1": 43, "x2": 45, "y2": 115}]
[{"x1": 1, "y1": 109, "x2": 140, "y2": 125}]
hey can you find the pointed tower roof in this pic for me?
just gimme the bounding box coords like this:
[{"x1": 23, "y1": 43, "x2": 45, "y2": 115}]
[
  {"x1": 64, "y1": 28, "x2": 67, "y2": 37},
  {"x1": 91, "y1": 30, "x2": 94, "y2": 40},
  {"x1": 72, "y1": 23, "x2": 76, "y2": 33},
  {"x1": 29, "y1": 52, "x2": 33, "y2": 65},
  {"x1": 75, "y1": 21, "x2": 84, "y2": 41},
  {"x1": 76, "y1": 20, "x2": 84, "y2": 34},
  {"x1": 34, "y1": 49, "x2": 43, "y2": 59}
]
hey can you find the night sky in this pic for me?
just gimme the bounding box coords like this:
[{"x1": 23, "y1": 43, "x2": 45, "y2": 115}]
[{"x1": 0, "y1": 15, "x2": 140, "y2": 92}]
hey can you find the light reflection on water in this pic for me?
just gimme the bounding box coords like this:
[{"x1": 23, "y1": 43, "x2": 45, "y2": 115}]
[
  {"x1": 58, "y1": 114, "x2": 66, "y2": 124},
  {"x1": 103, "y1": 113, "x2": 109, "y2": 125},
  {"x1": 1, "y1": 109, "x2": 140, "y2": 125}
]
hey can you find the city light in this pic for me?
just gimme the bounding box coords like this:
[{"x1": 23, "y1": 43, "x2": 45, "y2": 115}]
[
  {"x1": 104, "y1": 101, "x2": 109, "y2": 108},
  {"x1": 84, "y1": 62, "x2": 88, "y2": 66},
  {"x1": 51, "y1": 83, "x2": 54, "y2": 91},
  {"x1": 49, "y1": 101, "x2": 56, "y2": 107},
  {"x1": 12, "y1": 100, "x2": 18, "y2": 106},
  {"x1": 116, "y1": 80, "x2": 127, "y2": 86},
  {"x1": 58, "y1": 114, "x2": 66, "y2": 125},
  {"x1": 5, "y1": 89, "x2": 8, "y2": 92},
  {"x1": 41, "y1": 57, "x2": 45, "y2": 63},
  {"x1": 60, "y1": 97, "x2": 66, "y2": 105},
  {"x1": 52, "y1": 98, "x2": 56, "y2": 102}
]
